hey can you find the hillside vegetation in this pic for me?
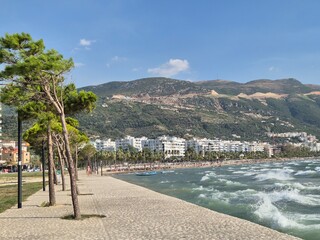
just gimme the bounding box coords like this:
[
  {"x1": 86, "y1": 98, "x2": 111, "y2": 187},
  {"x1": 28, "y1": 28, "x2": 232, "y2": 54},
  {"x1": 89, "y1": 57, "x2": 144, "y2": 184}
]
[
  {"x1": 76, "y1": 78, "x2": 320, "y2": 140},
  {"x1": 3, "y1": 77, "x2": 320, "y2": 140}
]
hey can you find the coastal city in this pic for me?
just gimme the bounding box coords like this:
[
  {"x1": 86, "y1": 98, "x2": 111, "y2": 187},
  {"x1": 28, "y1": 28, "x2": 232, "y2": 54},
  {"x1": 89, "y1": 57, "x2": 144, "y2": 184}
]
[
  {"x1": 91, "y1": 132, "x2": 320, "y2": 159},
  {"x1": 1, "y1": 1, "x2": 320, "y2": 240}
]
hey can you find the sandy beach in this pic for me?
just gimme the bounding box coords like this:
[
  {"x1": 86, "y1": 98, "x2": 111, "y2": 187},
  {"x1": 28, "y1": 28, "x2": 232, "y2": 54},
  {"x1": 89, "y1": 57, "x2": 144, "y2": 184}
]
[{"x1": 0, "y1": 171, "x2": 300, "y2": 240}]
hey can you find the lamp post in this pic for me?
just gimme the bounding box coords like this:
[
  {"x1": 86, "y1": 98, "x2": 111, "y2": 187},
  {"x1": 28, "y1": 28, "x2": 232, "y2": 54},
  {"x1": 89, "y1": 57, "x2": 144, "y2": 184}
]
[
  {"x1": 42, "y1": 140, "x2": 45, "y2": 191},
  {"x1": 17, "y1": 114, "x2": 22, "y2": 208}
]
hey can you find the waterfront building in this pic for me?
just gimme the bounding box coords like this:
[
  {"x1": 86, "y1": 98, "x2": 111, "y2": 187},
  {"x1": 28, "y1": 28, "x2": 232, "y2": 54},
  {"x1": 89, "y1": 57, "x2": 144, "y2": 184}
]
[
  {"x1": 157, "y1": 136, "x2": 186, "y2": 158},
  {"x1": 115, "y1": 136, "x2": 147, "y2": 151},
  {"x1": 91, "y1": 139, "x2": 116, "y2": 151}
]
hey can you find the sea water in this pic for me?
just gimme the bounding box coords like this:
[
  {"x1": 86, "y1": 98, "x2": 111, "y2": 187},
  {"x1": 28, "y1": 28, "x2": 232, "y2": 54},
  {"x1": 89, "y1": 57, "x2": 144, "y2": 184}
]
[{"x1": 116, "y1": 159, "x2": 320, "y2": 240}]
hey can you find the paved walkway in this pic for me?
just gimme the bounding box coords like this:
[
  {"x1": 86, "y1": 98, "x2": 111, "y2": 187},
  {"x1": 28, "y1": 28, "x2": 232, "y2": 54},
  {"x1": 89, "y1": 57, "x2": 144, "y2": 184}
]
[{"x1": 0, "y1": 172, "x2": 299, "y2": 240}]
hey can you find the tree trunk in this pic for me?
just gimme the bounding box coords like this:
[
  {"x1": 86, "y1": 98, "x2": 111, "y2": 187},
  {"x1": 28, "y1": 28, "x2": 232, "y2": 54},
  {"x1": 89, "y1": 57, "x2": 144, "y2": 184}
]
[
  {"x1": 47, "y1": 124, "x2": 56, "y2": 206},
  {"x1": 60, "y1": 112, "x2": 81, "y2": 219},
  {"x1": 43, "y1": 86, "x2": 81, "y2": 219}
]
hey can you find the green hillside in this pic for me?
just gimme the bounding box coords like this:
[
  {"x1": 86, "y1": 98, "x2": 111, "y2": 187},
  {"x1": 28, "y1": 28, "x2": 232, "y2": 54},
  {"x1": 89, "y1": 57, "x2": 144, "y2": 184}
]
[
  {"x1": 3, "y1": 77, "x2": 320, "y2": 141},
  {"x1": 76, "y1": 78, "x2": 320, "y2": 140}
]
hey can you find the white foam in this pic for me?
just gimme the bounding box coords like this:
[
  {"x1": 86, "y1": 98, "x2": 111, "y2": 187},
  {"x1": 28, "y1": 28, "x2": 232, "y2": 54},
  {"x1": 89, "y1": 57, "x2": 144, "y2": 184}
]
[
  {"x1": 198, "y1": 193, "x2": 206, "y2": 198},
  {"x1": 243, "y1": 172, "x2": 256, "y2": 176},
  {"x1": 160, "y1": 180, "x2": 170, "y2": 184},
  {"x1": 218, "y1": 178, "x2": 247, "y2": 187},
  {"x1": 232, "y1": 171, "x2": 246, "y2": 174},
  {"x1": 294, "y1": 170, "x2": 317, "y2": 176},
  {"x1": 254, "y1": 169, "x2": 294, "y2": 181},
  {"x1": 254, "y1": 193, "x2": 303, "y2": 229},
  {"x1": 265, "y1": 188, "x2": 320, "y2": 206},
  {"x1": 200, "y1": 171, "x2": 217, "y2": 181},
  {"x1": 193, "y1": 186, "x2": 214, "y2": 192},
  {"x1": 201, "y1": 175, "x2": 210, "y2": 181},
  {"x1": 315, "y1": 167, "x2": 320, "y2": 172}
]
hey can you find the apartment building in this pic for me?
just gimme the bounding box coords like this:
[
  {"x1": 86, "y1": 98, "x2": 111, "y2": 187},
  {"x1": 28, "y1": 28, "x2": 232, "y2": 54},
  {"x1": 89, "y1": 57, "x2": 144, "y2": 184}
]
[
  {"x1": 1, "y1": 147, "x2": 30, "y2": 165},
  {"x1": 155, "y1": 136, "x2": 185, "y2": 158},
  {"x1": 92, "y1": 139, "x2": 116, "y2": 151}
]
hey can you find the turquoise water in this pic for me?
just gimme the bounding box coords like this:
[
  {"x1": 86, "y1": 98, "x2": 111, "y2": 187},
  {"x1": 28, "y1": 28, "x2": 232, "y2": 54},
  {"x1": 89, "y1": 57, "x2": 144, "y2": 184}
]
[{"x1": 115, "y1": 159, "x2": 320, "y2": 240}]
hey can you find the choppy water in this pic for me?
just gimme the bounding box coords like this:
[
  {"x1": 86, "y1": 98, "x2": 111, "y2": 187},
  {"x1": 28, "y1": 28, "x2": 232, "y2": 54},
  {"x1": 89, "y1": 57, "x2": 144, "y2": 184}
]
[{"x1": 116, "y1": 159, "x2": 320, "y2": 240}]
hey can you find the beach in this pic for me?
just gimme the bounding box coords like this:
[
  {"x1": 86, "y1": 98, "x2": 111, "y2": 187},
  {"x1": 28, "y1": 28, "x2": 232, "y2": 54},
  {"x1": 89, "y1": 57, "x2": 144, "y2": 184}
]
[
  {"x1": 0, "y1": 171, "x2": 299, "y2": 240},
  {"x1": 102, "y1": 156, "x2": 320, "y2": 174}
]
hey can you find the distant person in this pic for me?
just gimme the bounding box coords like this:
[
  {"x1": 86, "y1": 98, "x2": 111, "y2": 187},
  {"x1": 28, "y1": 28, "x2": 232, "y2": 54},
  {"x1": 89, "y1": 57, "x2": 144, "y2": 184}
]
[{"x1": 87, "y1": 165, "x2": 92, "y2": 176}]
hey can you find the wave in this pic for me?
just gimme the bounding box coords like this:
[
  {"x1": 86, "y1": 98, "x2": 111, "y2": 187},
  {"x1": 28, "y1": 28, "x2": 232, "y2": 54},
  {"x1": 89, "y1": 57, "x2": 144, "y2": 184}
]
[
  {"x1": 315, "y1": 167, "x2": 320, "y2": 172},
  {"x1": 160, "y1": 180, "x2": 170, "y2": 184},
  {"x1": 274, "y1": 182, "x2": 320, "y2": 191},
  {"x1": 256, "y1": 187, "x2": 320, "y2": 206},
  {"x1": 294, "y1": 170, "x2": 317, "y2": 176},
  {"x1": 254, "y1": 193, "x2": 302, "y2": 229},
  {"x1": 232, "y1": 171, "x2": 246, "y2": 174},
  {"x1": 200, "y1": 171, "x2": 217, "y2": 181},
  {"x1": 243, "y1": 172, "x2": 256, "y2": 176},
  {"x1": 218, "y1": 178, "x2": 247, "y2": 187},
  {"x1": 193, "y1": 186, "x2": 214, "y2": 192},
  {"x1": 254, "y1": 193, "x2": 320, "y2": 231},
  {"x1": 254, "y1": 169, "x2": 294, "y2": 181},
  {"x1": 200, "y1": 176, "x2": 210, "y2": 181},
  {"x1": 240, "y1": 167, "x2": 249, "y2": 170}
]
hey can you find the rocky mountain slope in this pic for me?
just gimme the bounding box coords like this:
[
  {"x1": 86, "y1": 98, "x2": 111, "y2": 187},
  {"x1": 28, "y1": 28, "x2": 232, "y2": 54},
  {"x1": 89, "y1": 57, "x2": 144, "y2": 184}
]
[{"x1": 75, "y1": 77, "x2": 320, "y2": 140}]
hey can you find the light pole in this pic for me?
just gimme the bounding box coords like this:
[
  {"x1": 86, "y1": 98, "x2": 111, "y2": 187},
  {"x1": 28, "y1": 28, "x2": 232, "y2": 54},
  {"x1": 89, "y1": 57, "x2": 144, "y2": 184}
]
[
  {"x1": 17, "y1": 114, "x2": 22, "y2": 208},
  {"x1": 42, "y1": 140, "x2": 46, "y2": 191}
]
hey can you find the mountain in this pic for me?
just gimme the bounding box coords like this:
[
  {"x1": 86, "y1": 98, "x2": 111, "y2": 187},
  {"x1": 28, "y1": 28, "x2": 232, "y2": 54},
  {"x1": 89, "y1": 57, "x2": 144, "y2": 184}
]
[
  {"x1": 2, "y1": 77, "x2": 320, "y2": 141},
  {"x1": 74, "y1": 77, "x2": 320, "y2": 140},
  {"x1": 195, "y1": 78, "x2": 313, "y2": 95}
]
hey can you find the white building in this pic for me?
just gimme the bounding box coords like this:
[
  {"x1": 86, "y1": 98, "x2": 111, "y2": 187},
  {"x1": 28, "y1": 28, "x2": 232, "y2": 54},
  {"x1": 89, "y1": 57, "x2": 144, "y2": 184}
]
[
  {"x1": 115, "y1": 136, "x2": 147, "y2": 151},
  {"x1": 91, "y1": 139, "x2": 116, "y2": 151},
  {"x1": 157, "y1": 136, "x2": 186, "y2": 158}
]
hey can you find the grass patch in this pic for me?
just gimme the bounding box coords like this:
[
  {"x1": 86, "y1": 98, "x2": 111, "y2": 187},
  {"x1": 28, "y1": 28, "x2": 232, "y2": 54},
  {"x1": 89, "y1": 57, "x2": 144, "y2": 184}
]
[
  {"x1": 40, "y1": 201, "x2": 50, "y2": 207},
  {"x1": 0, "y1": 172, "x2": 47, "y2": 181},
  {"x1": 62, "y1": 214, "x2": 106, "y2": 220},
  {"x1": 78, "y1": 193, "x2": 94, "y2": 196},
  {"x1": 0, "y1": 182, "x2": 43, "y2": 213}
]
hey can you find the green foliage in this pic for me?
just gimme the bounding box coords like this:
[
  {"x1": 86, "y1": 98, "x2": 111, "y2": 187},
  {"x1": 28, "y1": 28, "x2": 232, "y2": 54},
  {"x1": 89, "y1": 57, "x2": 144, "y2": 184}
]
[{"x1": 275, "y1": 144, "x2": 320, "y2": 158}]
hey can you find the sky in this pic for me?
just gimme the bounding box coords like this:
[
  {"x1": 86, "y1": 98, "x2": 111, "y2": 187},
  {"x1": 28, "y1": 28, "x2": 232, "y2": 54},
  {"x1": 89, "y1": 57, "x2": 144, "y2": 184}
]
[{"x1": 1, "y1": 0, "x2": 320, "y2": 87}]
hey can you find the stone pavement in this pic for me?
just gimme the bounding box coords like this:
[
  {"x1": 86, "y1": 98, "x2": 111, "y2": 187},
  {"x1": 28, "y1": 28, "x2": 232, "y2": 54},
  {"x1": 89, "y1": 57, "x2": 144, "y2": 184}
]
[{"x1": 0, "y1": 172, "x2": 300, "y2": 240}]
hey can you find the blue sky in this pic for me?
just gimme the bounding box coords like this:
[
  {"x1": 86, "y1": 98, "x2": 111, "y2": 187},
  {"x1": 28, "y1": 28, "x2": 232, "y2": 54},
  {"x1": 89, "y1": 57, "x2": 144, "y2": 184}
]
[{"x1": 1, "y1": 0, "x2": 320, "y2": 87}]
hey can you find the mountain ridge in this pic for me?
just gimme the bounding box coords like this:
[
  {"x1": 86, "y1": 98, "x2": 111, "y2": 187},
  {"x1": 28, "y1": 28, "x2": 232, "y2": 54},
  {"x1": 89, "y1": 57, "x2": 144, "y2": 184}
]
[
  {"x1": 3, "y1": 77, "x2": 320, "y2": 141},
  {"x1": 74, "y1": 77, "x2": 320, "y2": 140}
]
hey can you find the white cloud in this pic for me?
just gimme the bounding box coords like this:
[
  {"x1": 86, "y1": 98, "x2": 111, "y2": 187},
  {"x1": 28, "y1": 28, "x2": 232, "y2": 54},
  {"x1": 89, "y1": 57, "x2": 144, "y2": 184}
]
[
  {"x1": 79, "y1": 39, "x2": 95, "y2": 46},
  {"x1": 112, "y1": 56, "x2": 127, "y2": 62},
  {"x1": 268, "y1": 66, "x2": 280, "y2": 72},
  {"x1": 148, "y1": 59, "x2": 189, "y2": 77},
  {"x1": 105, "y1": 56, "x2": 128, "y2": 68},
  {"x1": 74, "y1": 62, "x2": 85, "y2": 67}
]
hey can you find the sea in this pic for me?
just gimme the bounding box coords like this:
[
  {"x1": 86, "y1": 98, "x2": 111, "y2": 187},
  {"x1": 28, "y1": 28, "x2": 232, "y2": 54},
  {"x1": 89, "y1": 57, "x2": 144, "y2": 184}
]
[{"x1": 115, "y1": 159, "x2": 320, "y2": 240}]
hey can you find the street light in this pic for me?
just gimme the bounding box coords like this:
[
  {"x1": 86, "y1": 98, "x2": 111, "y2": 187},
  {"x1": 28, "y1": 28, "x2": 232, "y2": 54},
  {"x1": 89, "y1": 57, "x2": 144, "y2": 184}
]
[{"x1": 17, "y1": 114, "x2": 22, "y2": 208}]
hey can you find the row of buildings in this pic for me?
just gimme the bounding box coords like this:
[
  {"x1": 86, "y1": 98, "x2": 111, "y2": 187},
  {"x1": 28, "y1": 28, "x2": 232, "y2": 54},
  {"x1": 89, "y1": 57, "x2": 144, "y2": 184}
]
[
  {"x1": 0, "y1": 140, "x2": 31, "y2": 167},
  {"x1": 91, "y1": 132, "x2": 320, "y2": 159},
  {"x1": 91, "y1": 136, "x2": 269, "y2": 158}
]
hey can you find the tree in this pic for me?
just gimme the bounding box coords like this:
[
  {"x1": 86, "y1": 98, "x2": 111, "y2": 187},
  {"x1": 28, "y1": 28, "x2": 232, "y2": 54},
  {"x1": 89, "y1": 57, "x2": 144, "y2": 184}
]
[
  {"x1": 0, "y1": 33, "x2": 97, "y2": 219},
  {"x1": 78, "y1": 144, "x2": 96, "y2": 170}
]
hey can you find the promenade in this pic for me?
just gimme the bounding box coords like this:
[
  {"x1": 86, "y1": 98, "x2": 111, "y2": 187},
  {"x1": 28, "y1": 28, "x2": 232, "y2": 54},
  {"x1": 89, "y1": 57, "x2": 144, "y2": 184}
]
[{"x1": 0, "y1": 172, "x2": 299, "y2": 240}]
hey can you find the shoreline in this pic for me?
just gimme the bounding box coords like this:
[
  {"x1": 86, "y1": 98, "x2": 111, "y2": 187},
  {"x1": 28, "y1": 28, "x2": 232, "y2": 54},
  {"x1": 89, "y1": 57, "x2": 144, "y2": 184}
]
[
  {"x1": 101, "y1": 156, "x2": 320, "y2": 175},
  {"x1": 0, "y1": 171, "x2": 298, "y2": 239}
]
